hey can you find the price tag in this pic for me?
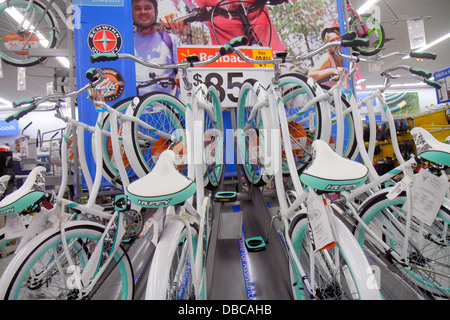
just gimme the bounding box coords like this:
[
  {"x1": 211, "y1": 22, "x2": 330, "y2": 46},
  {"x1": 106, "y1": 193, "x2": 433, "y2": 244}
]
[
  {"x1": 306, "y1": 189, "x2": 336, "y2": 252},
  {"x1": 5, "y1": 213, "x2": 26, "y2": 240},
  {"x1": 177, "y1": 46, "x2": 274, "y2": 107},
  {"x1": 409, "y1": 170, "x2": 449, "y2": 226}
]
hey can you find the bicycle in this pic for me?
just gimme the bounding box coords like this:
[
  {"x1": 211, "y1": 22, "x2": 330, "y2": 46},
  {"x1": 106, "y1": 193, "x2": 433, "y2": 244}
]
[
  {"x1": 0, "y1": 68, "x2": 148, "y2": 299},
  {"x1": 90, "y1": 37, "x2": 251, "y2": 299},
  {"x1": 0, "y1": 0, "x2": 74, "y2": 66},
  {"x1": 345, "y1": 0, "x2": 386, "y2": 56},
  {"x1": 292, "y1": 42, "x2": 449, "y2": 298},
  {"x1": 231, "y1": 37, "x2": 382, "y2": 299},
  {"x1": 326, "y1": 60, "x2": 450, "y2": 299}
]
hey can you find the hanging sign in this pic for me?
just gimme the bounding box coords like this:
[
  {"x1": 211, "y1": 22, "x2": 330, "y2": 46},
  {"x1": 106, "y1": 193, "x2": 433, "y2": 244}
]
[{"x1": 73, "y1": 3, "x2": 135, "y2": 187}]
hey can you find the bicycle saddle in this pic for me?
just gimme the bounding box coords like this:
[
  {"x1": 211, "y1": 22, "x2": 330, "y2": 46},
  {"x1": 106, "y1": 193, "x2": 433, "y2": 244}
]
[
  {"x1": 0, "y1": 166, "x2": 47, "y2": 216},
  {"x1": 300, "y1": 140, "x2": 368, "y2": 191},
  {"x1": 411, "y1": 127, "x2": 450, "y2": 166},
  {"x1": 126, "y1": 150, "x2": 196, "y2": 208}
]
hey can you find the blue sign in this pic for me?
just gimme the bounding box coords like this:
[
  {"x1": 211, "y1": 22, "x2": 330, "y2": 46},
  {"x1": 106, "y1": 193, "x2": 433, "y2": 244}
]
[
  {"x1": 0, "y1": 119, "x2": 19, "y2": 137},
  {"x1": 74, "y1": 4, "x2": 135, "y2": 187},
  {"x1": 73, "y1": 0, "x2": 124, "y2": 6},
  {"x1": 434, "y1": 66, "x2": 450, "y2": 104}
]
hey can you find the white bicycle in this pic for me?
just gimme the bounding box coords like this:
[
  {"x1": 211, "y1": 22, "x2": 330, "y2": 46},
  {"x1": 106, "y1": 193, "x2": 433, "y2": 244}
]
[{"x1": 232, "y1": 37, "x2": 382, "y2": 299}]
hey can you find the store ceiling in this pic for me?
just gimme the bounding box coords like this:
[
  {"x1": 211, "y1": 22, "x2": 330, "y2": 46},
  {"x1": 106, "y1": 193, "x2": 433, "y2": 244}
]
[
  {"x1": 0, "y1": 0, "x2": 449, "y2": 108},
  {"x1": 351, "y1": 0, "x2": 450, "y2": 89}
]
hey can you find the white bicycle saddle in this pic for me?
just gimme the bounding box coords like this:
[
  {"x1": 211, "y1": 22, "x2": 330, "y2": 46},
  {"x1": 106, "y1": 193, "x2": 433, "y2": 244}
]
[
  {"x1": 300, "y1": 140, "x2": 368, "y2": 191},
  {"x1": 0, "y1": 166, "x2": 47, "y2": 216},
  {"x1": 126, "y1": 150, "x2": 196, "y2": 208},
  {"x1": 411, "y1": 127, "x2": 450, "y2": 166}
]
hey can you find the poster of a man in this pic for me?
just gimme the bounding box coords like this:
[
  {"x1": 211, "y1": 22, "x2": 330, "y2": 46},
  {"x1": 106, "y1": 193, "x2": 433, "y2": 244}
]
[{"x1": 132, "y1": 0, "x2": 343, "y2": 93}]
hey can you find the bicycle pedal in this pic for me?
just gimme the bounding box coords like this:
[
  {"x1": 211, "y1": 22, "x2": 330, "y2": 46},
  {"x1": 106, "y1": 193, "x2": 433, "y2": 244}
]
[
  {"x1": 245, "y1": 236, "x2": 266, "y2": 252},
  {"x1": 214, "y1": 191, "x2": 237, "y2": 202}
]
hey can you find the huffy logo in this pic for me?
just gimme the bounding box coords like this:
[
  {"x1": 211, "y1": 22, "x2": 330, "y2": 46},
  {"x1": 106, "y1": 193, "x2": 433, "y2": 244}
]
[
  {"x1": 0, "y1": 207, "x2": 15, "y2": 215},
  {"x1": 138, "y1": 199, "x2": 171, "y2": 207}
]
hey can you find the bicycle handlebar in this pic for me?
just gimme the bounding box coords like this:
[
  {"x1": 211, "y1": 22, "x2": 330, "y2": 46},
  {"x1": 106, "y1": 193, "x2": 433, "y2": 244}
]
[
  {"x1": 336, "y1": 48, "x2": 438, "y2": 64},
  {"x1": 380, "y1": 65, "x2": 441, "y2": 89},
  {"x1": 230, "y1": 36, "x2": 369, "y2": 66},
  {"x1": 90, "y1": 36, "x2": 249, "y2": 69},
  {"x1": 5, "y1": 68, "x2": 105, "y2": 123}
]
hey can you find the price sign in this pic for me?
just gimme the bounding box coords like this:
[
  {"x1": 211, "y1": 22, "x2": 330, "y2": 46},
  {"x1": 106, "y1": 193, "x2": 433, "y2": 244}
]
[{"x1": 177, "y1": 46, "x2": 274, "y2": 107}]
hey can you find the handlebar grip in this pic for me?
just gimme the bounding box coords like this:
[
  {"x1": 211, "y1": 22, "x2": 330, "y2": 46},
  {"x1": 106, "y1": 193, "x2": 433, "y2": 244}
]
[
  {"x1": 409, "y1": 51, "x2": 437, "y2": 60},
  {"x1": 219, "y1": 43, "x2": 234, "y2": 56},
  {"x1": 12, "y1": 97, "x2": 35, "y2": 108},
  {"x1": 90, "y1": 53, "x2": 119, "y2": 63},
  {"x1": 423, "y1": 79, "x2": 442, "y2": 89},
  {"x1": 341, "y1": 38, "x2": 370, "y2": 47},
  {"x1": 341, "y1": 31, "x2": 357, "y2": 41},
  {"x1": 85, "y1": 67, "x2": 104, "y2": 82},
  {"x1": 5, "y1": 104, "x2": 37, "y2": 122},
  {"x1": 229, "y1": 36, "x2": 248, "y2": 47},
  {"x1": 410, "y1": 67, "x2": 432, "y2": 79}
]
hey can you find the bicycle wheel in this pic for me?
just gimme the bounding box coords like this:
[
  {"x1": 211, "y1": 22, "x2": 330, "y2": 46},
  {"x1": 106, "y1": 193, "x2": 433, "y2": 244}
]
[
  {"x1": 237, "y1": 81, "x2": 274, "y2": 186},
  {"x1": 0, "y1": 221, "x2": 134, "y2": 300},
  {"x1": 101, "y1": 97, "x2": 139, "y2": 186},
  {"x1": 145, "y1": 215, "x2": 199, "y2": 300},
  {"x1": 289, "y1": 213, "x2": 381, "y2": 300},
  {"x1": 203, "y1": 86, "x2": 225, "y2": 189},
  {"x1": 355, "y1": 191, "x2": 450, "y2": 299},
  {"x1": 0, "y1": 0, "x2": 59, "y2": 66},
  {"x1": 278, "y1": 73, "x2": 325, "y2": 173},
  {"x1": 350, "y1": 15, "x2": 385, "y2": 56},
  {"x1": 129, "y1": 92, "x2": 186, "y2": 177}
]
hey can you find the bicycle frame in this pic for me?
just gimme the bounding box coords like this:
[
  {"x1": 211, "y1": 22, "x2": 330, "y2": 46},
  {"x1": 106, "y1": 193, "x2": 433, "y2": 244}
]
[
  {"x1": 93, "y1": 44, "x2": 235, "y2": 299},
  {"x1": 325, "y1": 54, "x2": 449, "y2": 268}
]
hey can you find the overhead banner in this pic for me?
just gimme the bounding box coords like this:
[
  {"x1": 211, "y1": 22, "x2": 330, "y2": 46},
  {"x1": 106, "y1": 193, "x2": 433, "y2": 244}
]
[{"x1": 73, "y1": 2, "x2": 136, "y2": 187}]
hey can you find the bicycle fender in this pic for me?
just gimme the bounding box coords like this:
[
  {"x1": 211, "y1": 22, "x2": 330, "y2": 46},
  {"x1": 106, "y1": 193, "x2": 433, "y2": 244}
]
[{"x1": 145, "y1": 215, "x2": 190, "y2": 299}]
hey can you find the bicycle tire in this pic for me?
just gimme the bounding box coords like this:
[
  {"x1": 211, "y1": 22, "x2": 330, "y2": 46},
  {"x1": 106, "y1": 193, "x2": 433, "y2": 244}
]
[
  {"x1": 145, "y1": 215, "x2": 199, "y2": 300},
  {"x1": 237, "y1": 81, "x2": 274, "y2": 187},
  {"x1": 0, "y1": 0, "x2": 59, "y2": 66},
  {"x1": 289, "y1": 213, "x2": 382, "y2": 300},
  {"x1": 355, "y1": 190, "x2": 450, "y2": 298},
  {"x1": 203, "y1": 86, "x2": 225, "y2": 189},
  {"x1": 0, "y1": 221, "x2": 134, "y2": 300},
  {"x1": 129, "y1": 92, "x2": 187, "y2": 177},
  {"x1": 350, "y1": 15, "x2": 385, "y2": 56},
  {"x1": 278, "y1": 73, "x2": 324, "y2": 173}
]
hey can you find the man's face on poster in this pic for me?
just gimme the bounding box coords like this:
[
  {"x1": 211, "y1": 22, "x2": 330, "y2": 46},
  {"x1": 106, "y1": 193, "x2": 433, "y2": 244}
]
[{"x1": 132, "y1": 0, "x2": 157, "y2": 28}]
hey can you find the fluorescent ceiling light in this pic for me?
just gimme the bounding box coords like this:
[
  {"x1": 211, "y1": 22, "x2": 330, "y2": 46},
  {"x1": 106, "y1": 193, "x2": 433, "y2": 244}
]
[
  {"x1": 56, "y1": 57, "x2": 70, "y2": 68},
  {"x1": 0, "y1": 98, "x2": 12, "y2": 109},
  {"x1": 357, "y1": 0, "x2": 380, "y2": 14},
  {"x1": 416, "y1": 32, "x2": 450, "y2": 52}
]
